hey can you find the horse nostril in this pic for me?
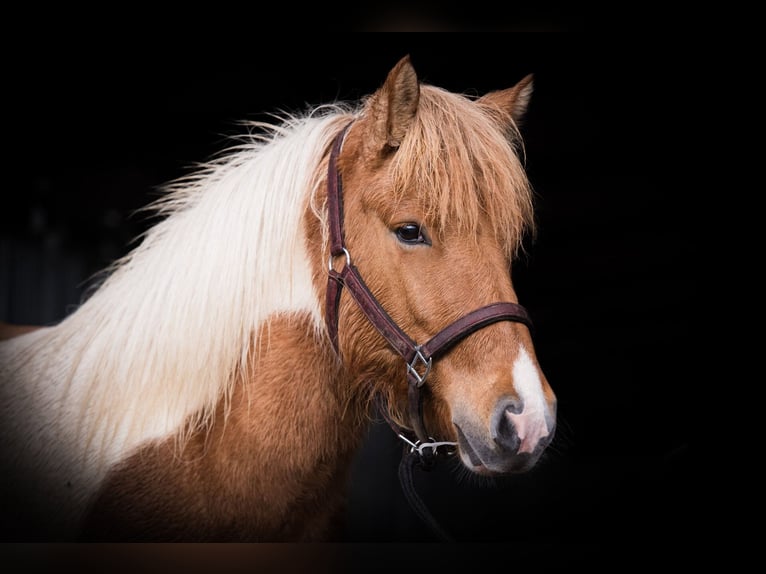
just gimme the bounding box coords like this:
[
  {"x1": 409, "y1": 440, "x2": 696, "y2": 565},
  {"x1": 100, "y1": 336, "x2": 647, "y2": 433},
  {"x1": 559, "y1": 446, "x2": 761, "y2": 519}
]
[{"x1": 491, "y1": 398, "x2": 523, "y2": 452}]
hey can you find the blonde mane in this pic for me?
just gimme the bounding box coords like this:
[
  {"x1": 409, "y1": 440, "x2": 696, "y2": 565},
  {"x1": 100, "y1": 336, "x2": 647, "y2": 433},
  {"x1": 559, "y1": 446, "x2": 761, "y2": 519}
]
[{"x1": 7, "y1": 106, "x2": 356, "y2": 468}]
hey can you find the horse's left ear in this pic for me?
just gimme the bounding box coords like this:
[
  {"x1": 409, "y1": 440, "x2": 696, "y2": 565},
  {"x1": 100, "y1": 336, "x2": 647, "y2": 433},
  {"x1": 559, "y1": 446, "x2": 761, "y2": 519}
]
[
  {"x1": 362, "y1": 55, "x2": 420, "y2": 153},
  {"x1": 477, "y1": 73, "x2": 534, "y2": 126}
]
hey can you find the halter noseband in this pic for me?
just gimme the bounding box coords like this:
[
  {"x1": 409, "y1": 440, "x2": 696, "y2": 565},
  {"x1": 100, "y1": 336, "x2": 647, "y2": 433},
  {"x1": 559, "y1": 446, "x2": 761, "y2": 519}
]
[{"x1": 324, "y1": 122, "x2": 534, "y2": 465}]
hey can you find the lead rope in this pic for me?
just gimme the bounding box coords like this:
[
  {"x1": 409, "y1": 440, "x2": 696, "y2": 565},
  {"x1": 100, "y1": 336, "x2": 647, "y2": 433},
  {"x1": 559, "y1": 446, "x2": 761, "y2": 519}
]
[
  {"x1": 374, "y1": 395, "x2": 456, "y2": 542},
  {"x1": 398, "y1": 448, "x2": 455, "y2": 543}
]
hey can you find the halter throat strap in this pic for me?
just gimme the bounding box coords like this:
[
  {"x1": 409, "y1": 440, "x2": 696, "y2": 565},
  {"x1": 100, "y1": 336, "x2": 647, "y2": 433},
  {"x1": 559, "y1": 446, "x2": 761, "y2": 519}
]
[{"x1": 324, "y1": 123, "x2": 533, "y2": 448}]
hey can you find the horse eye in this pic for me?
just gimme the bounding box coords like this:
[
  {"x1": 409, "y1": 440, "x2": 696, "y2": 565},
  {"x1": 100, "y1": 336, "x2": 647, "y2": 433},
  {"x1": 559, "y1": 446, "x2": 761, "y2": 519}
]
[{"x1": 395, "y1": 223, "x2": 429, "y2": 245}]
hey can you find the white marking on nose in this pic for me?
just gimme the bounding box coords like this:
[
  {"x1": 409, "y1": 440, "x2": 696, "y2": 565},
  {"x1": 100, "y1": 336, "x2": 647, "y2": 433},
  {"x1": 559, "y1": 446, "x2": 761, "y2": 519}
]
[{"x1": 507, "y1": 345, "x2": 550, "y2": 454}]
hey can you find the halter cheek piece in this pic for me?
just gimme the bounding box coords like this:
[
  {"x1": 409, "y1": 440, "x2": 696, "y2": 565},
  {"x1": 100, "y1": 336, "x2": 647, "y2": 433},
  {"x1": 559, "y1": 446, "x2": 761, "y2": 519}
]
[
  {"x1": 324, "y1": 122, "x2": 533, "y2": 465},
  {"x1": 324, "y1": 121, "x2": 535, "y2": 541}
]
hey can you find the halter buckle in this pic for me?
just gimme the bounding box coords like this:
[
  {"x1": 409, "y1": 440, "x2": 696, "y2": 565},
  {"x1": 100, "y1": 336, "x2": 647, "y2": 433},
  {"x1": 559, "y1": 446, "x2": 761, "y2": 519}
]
[{"x1": 407, "y1": 345, "x2": 432, "y2": 387}]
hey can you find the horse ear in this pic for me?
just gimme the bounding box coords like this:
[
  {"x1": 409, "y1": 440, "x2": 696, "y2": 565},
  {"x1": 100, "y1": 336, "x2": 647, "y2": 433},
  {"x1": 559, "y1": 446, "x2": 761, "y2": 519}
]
[
  {"x1": 363, "y1": 55, "x2": 420, "y2": 152},
  {"x1": 478, "y1": 73, "x2": 534, "y2": 126}
]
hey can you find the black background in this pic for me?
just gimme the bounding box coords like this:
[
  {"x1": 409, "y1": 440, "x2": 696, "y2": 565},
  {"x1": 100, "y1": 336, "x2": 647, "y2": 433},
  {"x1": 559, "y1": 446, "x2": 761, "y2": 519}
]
[{"x1": 2, "y1": 31, "x2": 701, "y2": 570}]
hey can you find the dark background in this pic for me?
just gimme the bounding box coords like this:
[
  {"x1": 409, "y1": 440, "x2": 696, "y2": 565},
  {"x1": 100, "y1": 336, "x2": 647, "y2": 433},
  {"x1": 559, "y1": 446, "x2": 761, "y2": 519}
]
[{"x1": 1, "y1": 32, "x2": 700, "y2": 568}]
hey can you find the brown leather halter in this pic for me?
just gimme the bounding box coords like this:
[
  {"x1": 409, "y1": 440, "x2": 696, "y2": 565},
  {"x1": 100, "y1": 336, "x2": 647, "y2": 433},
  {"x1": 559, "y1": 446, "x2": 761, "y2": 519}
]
[{"x1": 325, "y1": 122, "x2": 534, "y2": 466}]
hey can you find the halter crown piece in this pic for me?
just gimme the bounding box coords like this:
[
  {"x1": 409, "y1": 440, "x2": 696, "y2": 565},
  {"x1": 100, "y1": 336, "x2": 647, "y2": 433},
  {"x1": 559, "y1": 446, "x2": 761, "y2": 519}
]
[{"x1": 324, "y1": 122, "x2": 534, "y2": 541}]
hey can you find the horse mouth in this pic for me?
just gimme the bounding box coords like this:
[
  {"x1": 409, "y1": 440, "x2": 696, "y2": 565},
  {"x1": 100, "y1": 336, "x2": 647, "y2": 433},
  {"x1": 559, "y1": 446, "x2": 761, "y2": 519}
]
[
  {"x1": 454, "y1": 425, "x2": 491, "y2": 474},
  {"x1": 454, "y1": 424, "x2": 540, "y2": 476}
]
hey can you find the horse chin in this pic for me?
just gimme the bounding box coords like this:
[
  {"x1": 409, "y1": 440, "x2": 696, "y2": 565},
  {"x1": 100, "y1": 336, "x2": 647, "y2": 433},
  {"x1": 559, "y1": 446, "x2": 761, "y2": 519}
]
[{"x1": 455, "y1": 424, "x2": 543, "y2": 476}]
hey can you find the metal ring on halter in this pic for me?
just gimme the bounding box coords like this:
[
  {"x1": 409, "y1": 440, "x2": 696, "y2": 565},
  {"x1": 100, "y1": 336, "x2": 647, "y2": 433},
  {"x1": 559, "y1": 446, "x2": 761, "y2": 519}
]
[{"x1": 328, "y1": 247, "x2": 351, "y2": 273}]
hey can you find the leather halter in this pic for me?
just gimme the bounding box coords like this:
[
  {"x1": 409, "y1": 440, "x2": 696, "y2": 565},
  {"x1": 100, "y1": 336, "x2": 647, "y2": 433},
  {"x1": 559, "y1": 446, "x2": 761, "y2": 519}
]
[{"x1": 325, "y1": 122, "x2": 533, "y2": 463}]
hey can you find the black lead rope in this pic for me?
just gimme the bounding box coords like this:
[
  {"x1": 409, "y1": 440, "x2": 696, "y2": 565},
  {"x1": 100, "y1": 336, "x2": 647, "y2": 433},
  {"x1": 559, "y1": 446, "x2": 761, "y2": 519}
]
[
  {"x1": 398, "y1": 449, "x2": 456, "y2": 543},
  {"x1": 374, "y1": 395, "x2": 455, "y2": 542}
]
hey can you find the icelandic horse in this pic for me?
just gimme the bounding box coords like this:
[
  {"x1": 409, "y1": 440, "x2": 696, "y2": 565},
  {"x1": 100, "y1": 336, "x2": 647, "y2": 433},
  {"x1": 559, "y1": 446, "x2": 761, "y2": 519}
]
[{"x1": 0, "y1": 55, "x2": 556, "y2": 541}]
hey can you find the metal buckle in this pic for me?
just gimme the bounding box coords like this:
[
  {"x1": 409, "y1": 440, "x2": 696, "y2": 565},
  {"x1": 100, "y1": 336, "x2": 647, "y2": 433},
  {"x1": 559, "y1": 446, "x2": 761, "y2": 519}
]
[
  {"x1": 398, "y1": 434, "x2": 458, "y2": 459},
  {"x1": 406, "y1": 345, "x2": 432, "y2": 387}
]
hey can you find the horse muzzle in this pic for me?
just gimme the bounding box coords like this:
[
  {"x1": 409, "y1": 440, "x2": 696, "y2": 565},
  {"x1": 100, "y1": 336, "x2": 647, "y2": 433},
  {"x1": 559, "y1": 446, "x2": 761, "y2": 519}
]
[{"x1": 453, "y1": 397, "x2": 557, "y2": 475}]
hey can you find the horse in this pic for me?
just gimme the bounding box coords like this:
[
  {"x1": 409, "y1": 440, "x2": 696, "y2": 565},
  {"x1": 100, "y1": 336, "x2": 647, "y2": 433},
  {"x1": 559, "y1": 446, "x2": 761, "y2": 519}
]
[{"x1": 0, "y1": 55, "x2": 557, "y2": 542}]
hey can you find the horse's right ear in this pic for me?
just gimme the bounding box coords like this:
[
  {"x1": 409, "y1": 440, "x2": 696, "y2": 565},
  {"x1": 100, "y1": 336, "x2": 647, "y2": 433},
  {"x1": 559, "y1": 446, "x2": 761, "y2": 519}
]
[{"x1": 360, "y1": 55, "x2": 420, "y2": 154}]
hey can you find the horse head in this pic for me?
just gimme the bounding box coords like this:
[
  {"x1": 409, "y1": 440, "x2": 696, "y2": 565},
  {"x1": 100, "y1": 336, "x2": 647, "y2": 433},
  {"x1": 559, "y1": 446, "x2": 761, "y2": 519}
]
[{"x1": 317, "y1": 56, "x2": 557, "y2": 476}]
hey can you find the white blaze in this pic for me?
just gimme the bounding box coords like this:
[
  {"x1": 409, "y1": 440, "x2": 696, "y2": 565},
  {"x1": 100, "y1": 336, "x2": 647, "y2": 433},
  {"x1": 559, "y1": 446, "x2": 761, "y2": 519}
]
[{"x1": 507, "y1": 345, "x2": 551, "y2": 454}]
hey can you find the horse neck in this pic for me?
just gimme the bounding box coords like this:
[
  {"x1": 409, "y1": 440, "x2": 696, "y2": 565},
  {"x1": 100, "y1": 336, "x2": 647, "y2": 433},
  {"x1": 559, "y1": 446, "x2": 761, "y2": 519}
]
[
  {"x1": 205, "y1": 311, "x2": 370, "y2": 474},
  {"x1": 80, "y1": 311, "x2": 372, "y2": 541}
]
